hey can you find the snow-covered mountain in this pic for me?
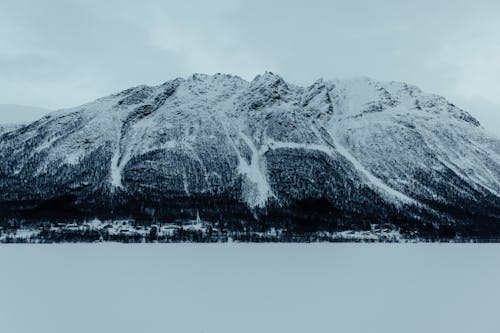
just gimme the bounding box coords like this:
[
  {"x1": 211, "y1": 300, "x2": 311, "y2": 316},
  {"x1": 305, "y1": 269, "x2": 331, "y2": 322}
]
[{"x1": 1, "y1": 73, "x2": 499, "y2": 237}]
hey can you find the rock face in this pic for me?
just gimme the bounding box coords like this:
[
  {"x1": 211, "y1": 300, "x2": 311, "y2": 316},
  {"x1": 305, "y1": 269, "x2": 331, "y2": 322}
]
[{"x1": 0, "y1": 73, "x2": 499, "y2": 236}]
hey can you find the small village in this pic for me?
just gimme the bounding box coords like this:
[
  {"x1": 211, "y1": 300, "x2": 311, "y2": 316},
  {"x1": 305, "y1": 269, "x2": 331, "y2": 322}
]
[{"x1": 0, "y1": 217, "x2": 408, "y2": 243}]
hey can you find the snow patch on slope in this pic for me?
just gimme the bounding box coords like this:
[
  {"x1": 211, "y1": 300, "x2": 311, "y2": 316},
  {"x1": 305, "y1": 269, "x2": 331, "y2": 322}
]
[
  {"x1": 266, "y1": 128, "x2": 418, "y2": 206},
  {"x1": 325, "y1": 127, "x2": 418, "y2": 205},
  {"x1": 110, "y1": 151, "x2": 125, "y2": 189},
  {"x1": 237, "y1": 133, "x2": 274, "y2": 208}
]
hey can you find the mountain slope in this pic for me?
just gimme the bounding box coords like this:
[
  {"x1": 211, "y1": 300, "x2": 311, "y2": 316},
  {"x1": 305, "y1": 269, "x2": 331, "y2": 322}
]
[
  {"x1": 1, "y1": 73, "x2": 499, "y2": 237},
  {"x1": 0, "y1": 124, "x2": 24, "y2": 136}
]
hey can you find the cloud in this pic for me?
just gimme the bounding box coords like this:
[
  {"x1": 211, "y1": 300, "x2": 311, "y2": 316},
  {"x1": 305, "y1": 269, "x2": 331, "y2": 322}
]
[{"x1": 0, "y1": 0, "x2": 190, "y2": 108}]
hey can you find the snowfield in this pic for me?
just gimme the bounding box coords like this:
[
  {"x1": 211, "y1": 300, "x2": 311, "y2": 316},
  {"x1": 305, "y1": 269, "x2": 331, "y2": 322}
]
[{"x1": 1, "y1": 244, "x2": 499, "y2": 333}]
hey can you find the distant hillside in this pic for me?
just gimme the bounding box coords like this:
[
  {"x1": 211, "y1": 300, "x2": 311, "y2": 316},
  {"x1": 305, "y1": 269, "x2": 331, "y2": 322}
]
[{"x1": 0, "y1": 104, "x2": 51, "y2": 124}]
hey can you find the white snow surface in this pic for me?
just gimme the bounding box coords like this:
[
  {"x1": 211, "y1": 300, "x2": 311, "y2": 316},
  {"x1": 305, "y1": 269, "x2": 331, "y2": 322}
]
[{"x1": 1, "y1": 244, "x2": 500, "y2": 333}]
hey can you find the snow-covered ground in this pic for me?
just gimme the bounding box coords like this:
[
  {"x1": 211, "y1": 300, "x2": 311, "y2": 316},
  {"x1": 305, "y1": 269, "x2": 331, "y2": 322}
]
[{"x1": 1, "y1": 244, "x2": 499, "y2": 333}]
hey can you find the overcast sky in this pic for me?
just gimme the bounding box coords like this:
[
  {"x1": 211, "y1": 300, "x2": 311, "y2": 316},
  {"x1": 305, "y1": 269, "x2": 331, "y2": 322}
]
[{"x1": 0, "y1": 0, "x2": 499, "y2": 134}]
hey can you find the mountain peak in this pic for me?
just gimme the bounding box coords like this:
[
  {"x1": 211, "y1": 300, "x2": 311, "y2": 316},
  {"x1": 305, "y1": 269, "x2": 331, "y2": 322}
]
[{"x1": 251, "y1": 71, "x2": 285, "y2": 85}]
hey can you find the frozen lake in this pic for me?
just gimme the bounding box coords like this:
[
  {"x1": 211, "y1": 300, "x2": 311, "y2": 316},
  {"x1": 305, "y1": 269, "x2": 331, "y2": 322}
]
[{"x1": 1, "y1": 244, "x2": 500, "y2": 333}]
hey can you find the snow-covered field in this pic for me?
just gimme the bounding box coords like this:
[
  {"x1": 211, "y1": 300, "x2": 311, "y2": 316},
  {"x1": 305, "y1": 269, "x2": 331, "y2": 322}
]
[{"x1": 1, "y1": 244, "x2": 499, "y2": 333}]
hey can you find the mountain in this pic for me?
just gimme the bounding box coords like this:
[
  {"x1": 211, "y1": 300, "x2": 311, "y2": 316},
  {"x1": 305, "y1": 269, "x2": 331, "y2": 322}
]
[
  {"x1": 0, "y1": 104, "x2": 51, "y2": 124},
  {"x1": 1, "y1": 73, "x2": 499, "y2": 239}
]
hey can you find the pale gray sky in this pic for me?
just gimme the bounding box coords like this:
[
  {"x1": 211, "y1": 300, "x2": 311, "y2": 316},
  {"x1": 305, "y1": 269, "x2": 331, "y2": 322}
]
[{"x1": 0, "y1": 0, "x2": 499, "y2": 134}]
